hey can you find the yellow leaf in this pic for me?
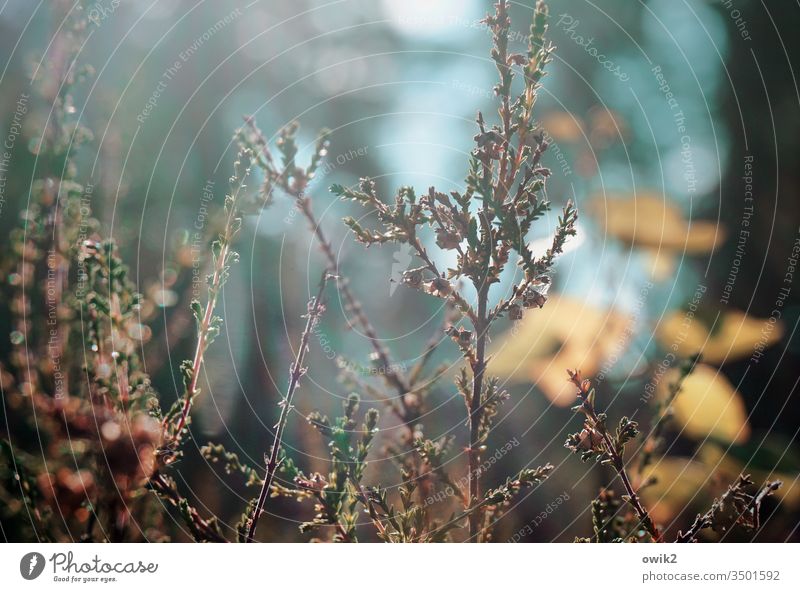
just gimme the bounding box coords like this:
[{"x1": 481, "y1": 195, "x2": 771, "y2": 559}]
[
  {"x1": 699, "y1": 444, "x2": 800, "y2": 511},
  {"x1": 588, "y1": 106, "x2": 628, "y2": 146},
  {"x1": 640, "y1": 457, "x2": 709, "y2": 524},
  {"x1": 641, "y1": 449, "x2": 800, "y2": 527},
  {"x1": 656, "y1": 309, "x2": 783, "y2": 364},
  {"x1": 540, "y1": 112, "x2": 584, "y2": 142},
  {"x1": 661, "y1": 364, "x2": 750, "y2": 444},
  {"x1": 488, "y1": 295, "x2": 632, "y2": 406},
  {"x1": 589, "y1": 192, "x2": 726, "y2": 254}
]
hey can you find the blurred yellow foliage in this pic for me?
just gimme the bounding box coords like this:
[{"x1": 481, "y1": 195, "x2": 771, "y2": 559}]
[
  {"x1": 588, "y1": 106, "x2": 628, "y2": 146},
  {"x1": 489, "y1": 295, "x2": 631, "y2": 406},
  {"x1": 657, "y1": 309, "x2": 782, "y2": 364},
  {"x1": 589, "y1": 192, "x2": 726, "y2": 254},
  {"x1": 660, "y1": 363, "x2": 750, "y2": 444},
  {"x1": 641, "y1": 445, "x2": 800, "y2": 529},
  {"x1": 540, "y1": 111, "x2": 584, "y2": 142},
  {"x1": 640, "y1": 456, "x2": 711, "y2": 524}
]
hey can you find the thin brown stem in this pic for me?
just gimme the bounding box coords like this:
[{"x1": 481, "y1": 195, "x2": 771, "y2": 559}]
[
  {"x1": 246, "y1": 271, "x2": 330, "y2": 542},
  {"x1": 241, "y1": 116, "x2": 412, "y2": 398},
  {"x1": 597, "y1": 427, "x2": 661, "y2": 542},
  {"x1": 171, "y1": 241, "x2": 228, "y2": 438},
  {"x1": 568, "y1": 372, "x2": 662, "y2": 542},
  {"x1": 347, "y1": 477, "x2": 387, "y2": 538},
  {"x1": 297, "y1": 197, "x2": 411, "y2": 397},
  {"x1": 424, "y1": 495, "x2": 493, "y2": 542},
  {"x1": 168, "y1": 157, "x2": 250, "y2": 444},
  {"x1": 407, "y1": 231, "x2": 477, "y2": 326},
  {"x1": 149, "y1": 472, "x2": 227, "y2": 543},
  {"x1": 467, "y1": 283, "x2": 490, "y2": 541}
]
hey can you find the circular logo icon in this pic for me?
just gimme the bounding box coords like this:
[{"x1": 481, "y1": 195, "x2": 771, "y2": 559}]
[{"x1": 20, "y1": 552, "x2": 45, "y2": 580}]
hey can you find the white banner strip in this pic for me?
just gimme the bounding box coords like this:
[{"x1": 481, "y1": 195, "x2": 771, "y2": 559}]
[{"x1": 1, "y1": 543, "x2": 797, "y2": 591}]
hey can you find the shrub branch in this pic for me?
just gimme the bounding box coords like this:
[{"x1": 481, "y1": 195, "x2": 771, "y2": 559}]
[{"x1": 246, "y1": 271, "x2": 330, "y2": 542}]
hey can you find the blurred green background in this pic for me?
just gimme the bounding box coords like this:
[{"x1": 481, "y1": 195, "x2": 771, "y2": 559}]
[{"x1": 1, "y1": 0, "x2": 799, "y2": 541}]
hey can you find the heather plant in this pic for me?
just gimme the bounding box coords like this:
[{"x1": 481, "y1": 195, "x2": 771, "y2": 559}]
[
  {"x1": 236, "y1": 0, "x2": 573, "y2": 542},
  {"x1": 564, "y1": 361, "x2": 782, "y2": 543},
  {"x1": 0, "y1": 8, "x2": 166, "y2": 542},
  {"x1": 0, "y1": 0, "x2": 790, "y2": 546},
  {"x1": 0, "y1": 6, "x2": 257, "y2": 542}
]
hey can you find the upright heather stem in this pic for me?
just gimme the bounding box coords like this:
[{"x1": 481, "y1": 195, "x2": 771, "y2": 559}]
[
  {"x1": 334, "y1": 0, "x2": 571, "y2": 543},
  {"x1": 568, "y1": 372, "x2": 662, "y2": 542},
  {"x1": 597, "y1": 426, "x2": 661, "y2": 542},
  {"x1": 468, "y1": 283, "x2": 490, "y2": 541},
  {"x1": 168, "y1": 154, "x2": 251, "y2": 444},
  {"x1": 172, "y1": 243, "x2": 228, "y2": 438},
  {"x1": 246, "y1": 272, "x2": 330, "y2": 542},
  {"x1": 241, "y1": 118, "x2": 411, "y2": 396},
  {"x1": 241, "y1": 118, "x2": 440, "y2": 513}
]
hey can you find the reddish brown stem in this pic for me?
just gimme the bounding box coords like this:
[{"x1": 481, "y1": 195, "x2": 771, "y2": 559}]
[
  {"x1": 297, "y1": 196, "x2": 411, "y2": 397},
  {"x1": 168, "y1": 157, "x2": 250, "y2": 444},
  {"x1": 569, "y1": 372, "x2": 662, "y2": 542},
  {"x1": 467, "y1": 283, "x2": 490, "y2": 541},
  {"x1": 246, "y1": 272, "x2": 330, "y2": 542},
  {"x1": 172, "y1": 240, "x2": 229, "y2": 439}
]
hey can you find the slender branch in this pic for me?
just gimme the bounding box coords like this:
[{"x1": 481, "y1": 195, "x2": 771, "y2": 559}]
[
  {"x1": 599, "y1": 428, "x2": 660, "y2": 541},
  {"x1": 425, "y1": 462, "x2": 553, "y2": 542},
  {"x1": 636, "y1": 355, "x2": 699, "y2": 478},
  {"x1": 297, "y1": 196, "x2": 413, "y2": 397},
  {"x1": 424, "y1": 496, "x2": 494, "y2": 542},
  {"x1": 467, "y1": 283, "x2": 490, "y2": 541},
  {"x1": 406, "y1": 231, "x2": 478, "y2": 326},
  {"x1": 241, "y1": 116, "x2": 413, "y2": 398},
  {"x1": 676, "y1": 477, "x2": 781, "y2": 543},
  {"x1": 240, "y1": 117, "x2": 444, "y2": 522},
  {"x1": 246, "y1": 271, "x2": 331, "y2": 542},
  {"x1": 567, "y1": 371, "x2": 662, "y2": 542},
  {"x1": 149, "y1": 472, "x2": 228, "y2": 543},
  {"x1": 169, "y1": 153, "x2": 251, "y2": 444},
  {"x1": 347, "y1": 477, "x2": 388, "y2": 538}
]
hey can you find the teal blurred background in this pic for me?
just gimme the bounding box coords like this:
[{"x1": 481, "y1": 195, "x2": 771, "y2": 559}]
[{"x1": 1, "y1": 0, "x2": 799, "y2": 541}]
